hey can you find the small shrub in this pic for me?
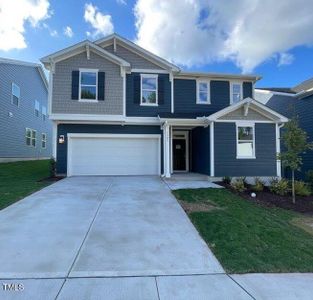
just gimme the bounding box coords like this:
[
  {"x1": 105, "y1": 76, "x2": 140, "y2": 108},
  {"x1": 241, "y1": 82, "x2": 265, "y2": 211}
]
[
  {"x1": 231, "y1": 178, "x2": 246, "y2": 192},
  {"x1": 269, "y1": 178, "x2": 289, "y2": 196},
  {"x1": 222, "y1": 176, "x2": 231, "y2": 185},
  {"x1": 251, "y1": 177, "x2": 264, "y2": 192},
  {"x1": 306, "y1": 170, "x2": 313, "y2": 189},
  {"x1": 294, "y1": 181, "x2": 311, "y2": 196}
]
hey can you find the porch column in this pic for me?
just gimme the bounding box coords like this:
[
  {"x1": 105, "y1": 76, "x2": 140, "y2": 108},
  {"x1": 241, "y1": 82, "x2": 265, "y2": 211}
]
[
  {"x1": 210, "y1": 122, "x2": 215, "y2": 177},
  {"x1": 276, "y1": 123, "x2": 282, "y2": 178},
  {"x1": 163, "y1": 123, "x2": 171, "y2": 178}
]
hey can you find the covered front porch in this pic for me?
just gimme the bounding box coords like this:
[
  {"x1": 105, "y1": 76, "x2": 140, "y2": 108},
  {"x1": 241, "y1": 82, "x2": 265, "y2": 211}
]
[{"x1": 160, "y1": 118, "x2": 214, "y2": 178}]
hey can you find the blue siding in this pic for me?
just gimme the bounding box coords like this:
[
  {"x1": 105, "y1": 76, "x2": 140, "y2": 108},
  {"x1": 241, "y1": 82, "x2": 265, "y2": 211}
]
[
  {"x1": 126, "y1": 73, "x2": 171, "y2": 116},
  {"x1": 57, "y1": 124, "x2": 163, "y2": 174},
  {"x1": 267, "y1": 94, "x2": 313, "y2": 179},
  {"x1": 172, "y1": 79, "x2": 230, "y2": 118},
  {"x1": 0, "y1": 63, "x2": 51, "y2": 159},
  {"x1": 214, "y1": 123, "x2": 276, "y2": 177},
  {"x1": 191, "y1": 127, "x2": 210, "y2": 175}
]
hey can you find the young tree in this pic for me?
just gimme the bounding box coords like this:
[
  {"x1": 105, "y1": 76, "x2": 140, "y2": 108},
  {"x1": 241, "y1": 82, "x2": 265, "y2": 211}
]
[{"x1": 279, "y1": 117, "x2": 313, "y2": 204}]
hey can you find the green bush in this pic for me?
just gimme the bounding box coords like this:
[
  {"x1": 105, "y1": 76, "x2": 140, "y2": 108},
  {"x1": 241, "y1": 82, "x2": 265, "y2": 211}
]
[
  {"x1": 251, "y1": 177, "x2": 264, "y2": 192},
  {"x1": 306, "y1": 170, "x2": 313, "y2": 189},
  {"x1": 231, "y1": 178, "x2": 246, "y2": 193},
  {"x1": 49, "y1": 158, "x2": 56, "y2": 177},
  {"x1": 294, "y1": 180, "x2": 311, "y2": 196},
  {"x1": 222, "y1": 176, "x2": 231, "y2": 185},
  {"x1": 269, "y1": 178, "x2": 289, "y2": 196}
]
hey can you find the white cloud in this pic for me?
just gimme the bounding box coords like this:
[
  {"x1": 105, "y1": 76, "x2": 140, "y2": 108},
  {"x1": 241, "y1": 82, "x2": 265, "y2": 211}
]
[
  {"x1": 134, "y1": 0, "x2": 313, "y2": 73},
  {"x1": 278, "y1": 52, "x2": 294, "y2": 66},
  {"x1": 84, "y1": 3, "x2": 114, "y2": 38},
  {"x1": 116, "y1": 0, "x2": 126, "y2": 5},
  {"x1": 63, "y1": 26, "x2": 74, "y2": 38},
  {"x1": 43, "y1": 23, "x2": 58, "y2": 37},
  {"x1": 0, "y1": 0, "x2": 50, "y2": 51}
]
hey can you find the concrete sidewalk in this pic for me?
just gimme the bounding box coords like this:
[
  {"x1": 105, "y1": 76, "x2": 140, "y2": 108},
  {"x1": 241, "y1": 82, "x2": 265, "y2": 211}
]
[{"x1": 1, "y1": 273, "x2": 313, "y2": 299}]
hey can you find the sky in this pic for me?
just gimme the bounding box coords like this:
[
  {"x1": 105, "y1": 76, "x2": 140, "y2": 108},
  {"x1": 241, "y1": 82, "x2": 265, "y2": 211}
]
[{"x1": 1, "y1": 0, "x2": 313, "y2": 88}]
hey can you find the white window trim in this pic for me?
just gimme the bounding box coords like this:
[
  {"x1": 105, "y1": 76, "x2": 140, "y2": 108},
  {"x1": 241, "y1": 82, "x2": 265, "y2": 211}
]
[
  {"x1": 196, "y1": 80, "x2": 210, "y2": 104},
  {"x1": 230, "y1": 81, "x2": 243, "y2": 105},
  {"x1": 79, "y1": 68, "x2": 99, "y2": 102},
  {"x1": 236, "y1": 122, "x2": 256, "y2": 159},
  {"x1": 140, "y1": 73, "x2": 158, "y2": 106},
  {"x1": 42, "y1": 133, "x2": 47, "y2": 149},
  {"x1": 11, "y1": 82, "x2": 20, "y2": 107},
  {"x1": 26, "y1": 128, "x2": 36, "y2": 148}
]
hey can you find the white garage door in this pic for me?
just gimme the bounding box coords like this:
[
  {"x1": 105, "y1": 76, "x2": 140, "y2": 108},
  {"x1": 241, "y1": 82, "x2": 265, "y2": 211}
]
[{"x1": 67, "y1": 134, "x2": 161, "y2": 176}]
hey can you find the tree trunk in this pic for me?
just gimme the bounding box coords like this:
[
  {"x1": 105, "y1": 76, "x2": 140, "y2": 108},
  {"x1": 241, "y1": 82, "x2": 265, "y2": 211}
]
[{"x1": 292, "y1": 170, "x2": 296, "y2": 204}]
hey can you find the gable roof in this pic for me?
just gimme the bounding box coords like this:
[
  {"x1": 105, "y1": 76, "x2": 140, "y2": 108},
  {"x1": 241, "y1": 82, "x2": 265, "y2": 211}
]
[
  {"x1": 0, "y1": 57, "x2": 48, "y2": 90},
  {"x1": 41, "y1": 40, "x2": 130, "y2": 70},
  {"x1": 207, "y1": 97, "x2": 288, "y2": 123},
  {"x1": 94, "y1": 33, "x2": 180, "y2": 72}
]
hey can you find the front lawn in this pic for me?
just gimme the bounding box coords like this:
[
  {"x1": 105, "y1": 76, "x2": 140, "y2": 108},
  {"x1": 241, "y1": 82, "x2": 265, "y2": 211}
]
[
  {"x1": 0, "y1": 160, "x2": 53, "y2": 210},
  {"x1": 173, "y1": 188, "x2": 313, "y2": 273}
]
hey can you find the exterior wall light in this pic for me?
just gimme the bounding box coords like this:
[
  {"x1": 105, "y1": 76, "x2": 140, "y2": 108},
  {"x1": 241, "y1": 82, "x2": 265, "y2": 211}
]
[{"x1": 58, "y1": 135, "x2": 65, "y2": 144}]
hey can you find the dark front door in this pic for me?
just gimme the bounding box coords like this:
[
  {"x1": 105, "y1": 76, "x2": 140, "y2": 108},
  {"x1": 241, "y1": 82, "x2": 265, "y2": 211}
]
[{"x1": 173, "y1": 139, "x2": 186, "y2": 171}]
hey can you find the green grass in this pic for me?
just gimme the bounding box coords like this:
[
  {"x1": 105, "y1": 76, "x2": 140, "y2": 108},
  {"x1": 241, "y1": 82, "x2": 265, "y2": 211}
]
[
  {"x1": 173, "y1": 188, "x2": 313, "y2": 273},
  {"x1": 0, "y1": 160, "x2": 52, "y2": 210}
]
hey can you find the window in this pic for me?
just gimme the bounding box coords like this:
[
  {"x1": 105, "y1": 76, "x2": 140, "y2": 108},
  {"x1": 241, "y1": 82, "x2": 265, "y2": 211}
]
[
  {"x1": 42, "y1": 133, "x2": 47, "y2": 149},
  {"x1": 141, "y1": 74, "x2": 158, "y2": 105},
  {"x1": 80, "y1": 70, "x2": 97, "y2": 100},
  {"x1": 12, "y1": 83, "x2": 20, "y2": 106},
  {"x1": 237, "y1": 125, "x2": 255, "y2": 158},
  {"x1": 35, "y1": 100, "x2": 40, "y2": 117},
  {"x1": 26, "y1": 128, "x2": 36, "y2": 147},
  {"x1": 42, "y1": 106, "x2": 47, "y2": 121},
  {"x1": 231, "y1": 82, "x2": 242, "y2": 104},
  {"x1": 197, "y1": 81, "x2": 210, "y2": 104}
]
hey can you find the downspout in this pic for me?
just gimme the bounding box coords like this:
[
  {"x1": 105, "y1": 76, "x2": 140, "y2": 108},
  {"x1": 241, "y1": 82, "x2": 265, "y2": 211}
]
[{"x1": 276, "y1": 123, "x2": 285, "y2": 178}]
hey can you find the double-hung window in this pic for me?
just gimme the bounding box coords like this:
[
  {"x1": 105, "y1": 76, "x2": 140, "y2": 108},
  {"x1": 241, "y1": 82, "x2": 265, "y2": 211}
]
[
  {"x1": 42, "y1": 133, "x2": 47, "y2": 149},
  {"x1": 231, "y1": 82, "x2": 242, "y2": 104},
  {"x1": 236, "y1": 124, "x2": 255, "y2": 159},
  {"x1": 197, "y1": 81, "x2": 210, "y2": 104},
  {"x1": 141, "y1": 74, "x2": 158, "y2": 105},
  {"x1": 42, "y1": 106, "x2": 47, "y2": 121},
  {"x1": 12, "y1": 83, "x2": 20, "y2": 106},
  {"x1": 26, "y1": 128, "x2": 36, "y2": 147},
  {"x1": 80, "y1": 69, "x2": 98, "y2": 100},
  {"x1": 35, "y1": 100, "x2": 40, "y2": 117}
]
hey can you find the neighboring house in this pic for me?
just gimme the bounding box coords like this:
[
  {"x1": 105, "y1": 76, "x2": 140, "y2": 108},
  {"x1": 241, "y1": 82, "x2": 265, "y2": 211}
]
[
  {"x1": 41, "y1": 33, "x2": 287, "y2": 178},
  {"x1": 255, "y1": 79, "x2": 313, "y2": 179},
  {"x1": 0, "y1": 58, "x2": 52, "y2": 162}
]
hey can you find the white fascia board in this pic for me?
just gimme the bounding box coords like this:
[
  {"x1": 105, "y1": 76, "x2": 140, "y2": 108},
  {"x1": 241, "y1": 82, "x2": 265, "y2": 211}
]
[
  {"x1": 158, "y1": 117, "x2": 208, "y2": 126},
  {"x1": 41, "y1": 41, "x2": 130, "y2": 69},
  {"x1": 94, "y1": 33, "x2": 180, "y2": 72},
  {"x1": 207, "y1": 98, "x2": 288, "y2": 123}
]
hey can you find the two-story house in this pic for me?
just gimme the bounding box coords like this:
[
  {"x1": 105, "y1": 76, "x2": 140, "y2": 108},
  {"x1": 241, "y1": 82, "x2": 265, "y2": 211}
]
[
  {"x1": 0, "y1": 58, "x2": 52, "y2": 162},
  {"x1": 41, "y1": 34, "x2": 287, "y2": 178}
]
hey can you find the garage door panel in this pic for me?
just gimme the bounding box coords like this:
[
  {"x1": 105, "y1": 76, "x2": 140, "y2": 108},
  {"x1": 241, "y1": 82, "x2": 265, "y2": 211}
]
[{"x1": 68, "y1": 135, "x2": 160, "y2": 176}]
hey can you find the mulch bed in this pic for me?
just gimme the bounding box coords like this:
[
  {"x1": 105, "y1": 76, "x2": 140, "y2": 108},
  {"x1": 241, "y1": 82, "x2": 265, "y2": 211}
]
[{"x1": 217, "y1": 182, "x2": 313, "y2": 214}]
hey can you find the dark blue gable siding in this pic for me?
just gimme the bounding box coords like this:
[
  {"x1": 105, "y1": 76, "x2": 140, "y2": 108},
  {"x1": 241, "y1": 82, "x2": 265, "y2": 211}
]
[
  {"x1": 243, "y1": 82, "x2": 253, "y2": 99},
  {"x1": 214, "y1": 122, "x2": 276, "y2": 177},
  {"x1": 126, "y1": 73, "x2": 171, "y2": 116},
  {"x1": 191, "y1": 127, "x2": 210, "y2": 175},
  {"x1": 57, "y1": 124, "x2": 163, "y2": 175},
  {"x1": 267, "y1": 94, "x2": 313, "y2": 179}
]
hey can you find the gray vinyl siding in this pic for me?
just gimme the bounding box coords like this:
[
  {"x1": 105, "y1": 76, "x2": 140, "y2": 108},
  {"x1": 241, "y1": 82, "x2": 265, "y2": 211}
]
[
  {"x1": 220, "y1": 107, "x2": 270, "y2": 121},
  {"x1": 57, "y1": 124, "x2": 163, "y2": 174},
  {"x1": 52, "y1": 51, "x2": 123, "y2": 115},
  {"x1": 0, "y1": 63, "x2": 51, "y2": 158},
  {"x1": 126, "y1": 73, "x2": 171, "y2": 117},
  {"x1": 191, "y1": 127, "x2": 210, "y2": 175},
  {"x1": 103, "y1": 44, "x2": 164, "y2": 70},
  {"x1": 214, "y1": 122, "x2": 277, "y2": 177},
  {"x1": 266, "y1": 94, "x2": 313, "y2": 179}
]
